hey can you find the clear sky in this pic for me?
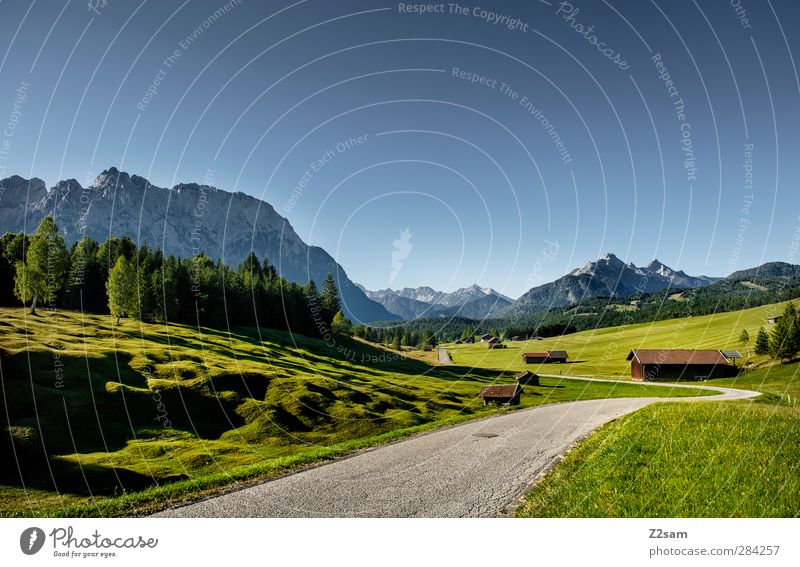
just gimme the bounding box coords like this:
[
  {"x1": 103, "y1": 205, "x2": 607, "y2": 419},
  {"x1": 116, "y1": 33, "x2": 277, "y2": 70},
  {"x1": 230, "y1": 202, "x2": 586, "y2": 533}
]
[{"x1": 0, "y1": 0, "x2": 798, "y2": 298}]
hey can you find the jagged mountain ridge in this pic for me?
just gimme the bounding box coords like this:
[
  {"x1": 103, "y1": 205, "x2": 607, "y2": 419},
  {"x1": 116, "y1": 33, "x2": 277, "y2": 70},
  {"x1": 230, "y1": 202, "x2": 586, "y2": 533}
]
[
  {"x1": 505, "y1": 252, "x2": 718, "y2": 316},
  {"x1": 0, "y1": 168, "x2": 397, "y2": 324}
]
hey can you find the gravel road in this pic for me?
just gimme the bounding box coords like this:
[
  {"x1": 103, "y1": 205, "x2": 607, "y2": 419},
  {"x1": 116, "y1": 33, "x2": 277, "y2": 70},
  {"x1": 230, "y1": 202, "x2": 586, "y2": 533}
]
[
  {"x1": 154, "y1": 379, "x2": 758, "y2": 518},
  {"x1": 437, "y1": 346, "x2": 453, "y2": 365}
]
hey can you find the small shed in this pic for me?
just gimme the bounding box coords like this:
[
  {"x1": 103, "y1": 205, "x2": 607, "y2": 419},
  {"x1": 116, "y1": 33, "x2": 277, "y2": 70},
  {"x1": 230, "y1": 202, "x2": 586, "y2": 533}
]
[
  {"x1": 479, "y1": 334, "x2": 492, "y2": 342},
  {"x1": 423, "y1": 344, "x2": 433, "y2": 352},
  {"x1": 462, "y1": 337, "x2": 474, "y2": 344},
  {"x1": 515, "y1": 371, "x2": 539, "y2": 386},
  {"x1": 547, "y1": 350, "x2": 568, "y2": 363},
  {"x1": 477, "y1": 384, "x2": 522, "y2": 406},
  {"x1": 454, "y1": 339, "x2": 463, "y2": 345},
  {"x1": 766, "y1": 316, "x2": 782, "y2": 324}
]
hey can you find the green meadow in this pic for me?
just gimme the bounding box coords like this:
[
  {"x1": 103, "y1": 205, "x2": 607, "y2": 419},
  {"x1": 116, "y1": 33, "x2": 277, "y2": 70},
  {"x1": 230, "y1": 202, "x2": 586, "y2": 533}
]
[
  {"x1": 514, "y1": 363, "x2": 800, "y2": 517},
  {"x1": 0, "y1": 307, "x2": 709, "y2": 517},
  {"x1": 448, "y1": 300, "x2": 791, "y2": 377},
  {"x1": 496, "y1": 301, "x2": 800, "y2": 518}
]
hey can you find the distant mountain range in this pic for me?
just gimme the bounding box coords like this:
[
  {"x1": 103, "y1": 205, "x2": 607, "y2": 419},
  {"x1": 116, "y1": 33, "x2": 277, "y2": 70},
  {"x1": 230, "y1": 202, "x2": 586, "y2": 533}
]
[
  {"x1": 0, "y1": 168, "x2": 397, "y2": 324},
  {"x1": 2, "y1": 169, "x2": 794, "y2": 326},
  {"x1": 503, "y1": 253, "x2": 719, "y2": 317},
  {"x1": 360, "y1": 284, "x2": 513, "y2": 320}
]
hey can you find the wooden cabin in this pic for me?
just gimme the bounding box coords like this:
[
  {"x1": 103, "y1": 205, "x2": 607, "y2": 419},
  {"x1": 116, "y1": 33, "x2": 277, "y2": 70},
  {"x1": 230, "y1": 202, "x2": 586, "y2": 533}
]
[
  {"x1": 521, "y1": 351, "x2": 568, "y2": 364},
  {"x1": 515, "y1": 371, "x2": 539, "y2": 386},
  {"x1": 477, "y1": 384, "x2": 522, "y2": 406}
]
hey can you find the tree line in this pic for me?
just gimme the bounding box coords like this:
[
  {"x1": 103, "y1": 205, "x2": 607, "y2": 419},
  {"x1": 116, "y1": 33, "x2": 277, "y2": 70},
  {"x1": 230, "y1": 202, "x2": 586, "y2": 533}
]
[{"x1": 1, "y1": 216, "x2": 353, "y2": 338}]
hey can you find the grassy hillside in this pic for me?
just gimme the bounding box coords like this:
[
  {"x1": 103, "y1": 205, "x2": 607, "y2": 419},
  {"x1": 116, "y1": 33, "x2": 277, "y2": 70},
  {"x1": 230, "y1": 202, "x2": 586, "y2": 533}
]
[
  {"x1": 449, "y1": 300, "x2": 791, "y2": 377},
  {"x1": 515, "y1": 363, "x2": 800, "y2": 517},
  {"x1": 0, "y1": 308, "x2": 709, "y2": 517}
]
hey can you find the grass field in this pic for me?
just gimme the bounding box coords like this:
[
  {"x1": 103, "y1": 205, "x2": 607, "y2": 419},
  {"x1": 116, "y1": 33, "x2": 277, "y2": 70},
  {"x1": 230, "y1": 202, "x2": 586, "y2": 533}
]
[
  {"x1": 494, "y1": 301, "x2": 800, "y2": 518},
  {"x1": 0, "y1": 307, "x2": 710, "y2": 517},
  {"x1": 448, "y1": 300, "x2": 792, "y2": 377},
  {"x1": 515, "y1": 363, "x2": 800, "y2": 517}
]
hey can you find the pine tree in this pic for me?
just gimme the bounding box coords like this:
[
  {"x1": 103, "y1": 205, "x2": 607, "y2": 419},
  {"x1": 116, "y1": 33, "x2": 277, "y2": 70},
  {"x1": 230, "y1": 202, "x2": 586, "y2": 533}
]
[
  {"x1": 754, "y1": 327, "x2": 770, "y2": 355},
  {"x1": 769, "y1": 303, "x2": 798, "y2": 361},
  {"x1": 321, "y1": 273, "x2": 340, "y2": 323},
  {"x1": 106, "y1": 255, "x2": 138, "y2": 324},
  {"x1": 14, "y1": 216, "x2": 68, "y2": 314}
]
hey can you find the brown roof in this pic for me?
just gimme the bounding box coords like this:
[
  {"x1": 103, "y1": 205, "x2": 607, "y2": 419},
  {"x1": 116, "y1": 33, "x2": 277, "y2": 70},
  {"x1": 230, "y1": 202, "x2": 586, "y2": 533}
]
[
  {"x1": 547, "y1": 350, "x2": 568, "y2": 358},
  {"x1": 522, "y1": 352, "x2": 549, "y2": 357},
  {"x1": 515, "y1": 371, "x2": 536, "y2": 380},
  {"x1": 478, "y1": 384, "x2": 521, "y2": 399},
  {"x1": 487, "y1": 336, "x2": 499, "y2": 343},
  {"x1": 626, "y1": 349, "x2": 728, "y2": 365}
]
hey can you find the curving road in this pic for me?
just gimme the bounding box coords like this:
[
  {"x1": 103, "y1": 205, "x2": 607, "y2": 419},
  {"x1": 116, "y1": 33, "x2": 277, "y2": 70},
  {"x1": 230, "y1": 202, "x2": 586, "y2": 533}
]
[{"x1": 154, "y1": 378, "x2": 758, "y2": 518}]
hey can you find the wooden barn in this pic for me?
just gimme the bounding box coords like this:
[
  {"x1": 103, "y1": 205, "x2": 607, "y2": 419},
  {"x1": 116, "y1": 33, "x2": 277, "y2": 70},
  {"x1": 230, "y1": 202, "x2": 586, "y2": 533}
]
[
  {"x1": 521, "y1": 352, "x2": 548, "y2": 363},
  {"x1": 477, "y1": 384, "x2": 522, "y2": 406},
  {"x1": 521, "y1": 351, "x2": 568, "y2": 364},
  {"x1": 515, "y1": 371, "x2": 539, "y2": 386},
  {"x1": 626, "y1": 349, "x2": 732, "y2": 381}
]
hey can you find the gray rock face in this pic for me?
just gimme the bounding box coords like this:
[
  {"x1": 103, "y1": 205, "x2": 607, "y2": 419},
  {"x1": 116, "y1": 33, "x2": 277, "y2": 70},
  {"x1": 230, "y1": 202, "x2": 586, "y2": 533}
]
[{"x1": 0, "y1": 168, "x2": 397, "y2": 324}]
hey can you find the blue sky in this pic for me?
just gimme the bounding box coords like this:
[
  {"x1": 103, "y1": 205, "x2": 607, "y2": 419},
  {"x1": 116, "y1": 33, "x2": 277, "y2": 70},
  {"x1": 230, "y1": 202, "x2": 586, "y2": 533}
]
[{"x1": 0, "y1": 0, "x2": 798, "y2": 298}]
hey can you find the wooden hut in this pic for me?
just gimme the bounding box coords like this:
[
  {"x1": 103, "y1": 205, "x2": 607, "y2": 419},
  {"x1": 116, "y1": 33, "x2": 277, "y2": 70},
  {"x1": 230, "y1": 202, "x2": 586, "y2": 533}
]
[{"x1": 477, "y1": 384, "x2": 522, "y2": 406}]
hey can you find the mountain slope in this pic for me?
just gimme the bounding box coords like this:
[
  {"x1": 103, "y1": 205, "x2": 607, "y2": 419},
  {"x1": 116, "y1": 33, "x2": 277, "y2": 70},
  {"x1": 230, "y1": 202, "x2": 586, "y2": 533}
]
[
  {"x1": 728, "y1": 261, "x2": 800, "y2": 280},
  {"x1": 507, "y1": 253, "x2": 717, "y2": 316},
  {"x1": 0, "y1": 168, "x2": 396, "y2": 323},
  {"x1": 363, "y1": 284, "x2": 512, "y2": 320}
]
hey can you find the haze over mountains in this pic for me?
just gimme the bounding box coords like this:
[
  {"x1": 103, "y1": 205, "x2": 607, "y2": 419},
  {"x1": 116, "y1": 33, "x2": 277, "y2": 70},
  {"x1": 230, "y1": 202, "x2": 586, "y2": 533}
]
[
  {"x1": 0, "y1": 168, "x2": 396, "y2": 324},
  {"x1": 360, "y1": 285, "x2": 513, "y2": 320}
]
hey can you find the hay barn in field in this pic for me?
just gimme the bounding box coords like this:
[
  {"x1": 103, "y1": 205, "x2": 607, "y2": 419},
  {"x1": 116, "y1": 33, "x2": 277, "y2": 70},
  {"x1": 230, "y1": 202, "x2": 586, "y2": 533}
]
[{"x1": 626, "y1": 349, "x2": 732, "y2": 381}]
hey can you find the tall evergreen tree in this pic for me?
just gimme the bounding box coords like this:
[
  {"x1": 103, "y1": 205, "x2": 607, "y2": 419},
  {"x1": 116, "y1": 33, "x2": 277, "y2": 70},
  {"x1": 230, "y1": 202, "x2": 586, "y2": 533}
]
[
  {"x1": 754, "y1": 327, "x2": 770, "y2": 355},
  {"x1": 321, "y1": 273, "x2": 341, "y2": 323},
  {"x1": 769, "y1": 303, "x2": 799, "y2": 361}
]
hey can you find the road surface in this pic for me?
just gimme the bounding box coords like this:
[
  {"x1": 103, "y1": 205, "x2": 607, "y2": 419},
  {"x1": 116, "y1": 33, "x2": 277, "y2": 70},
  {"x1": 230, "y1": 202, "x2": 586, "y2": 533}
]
[
  {"x1": 154, "y1": 379, "x2": 758, "y2": 518},
  {"x1": 437, "y1": 346, "x2": 453, "y2": 365}
]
